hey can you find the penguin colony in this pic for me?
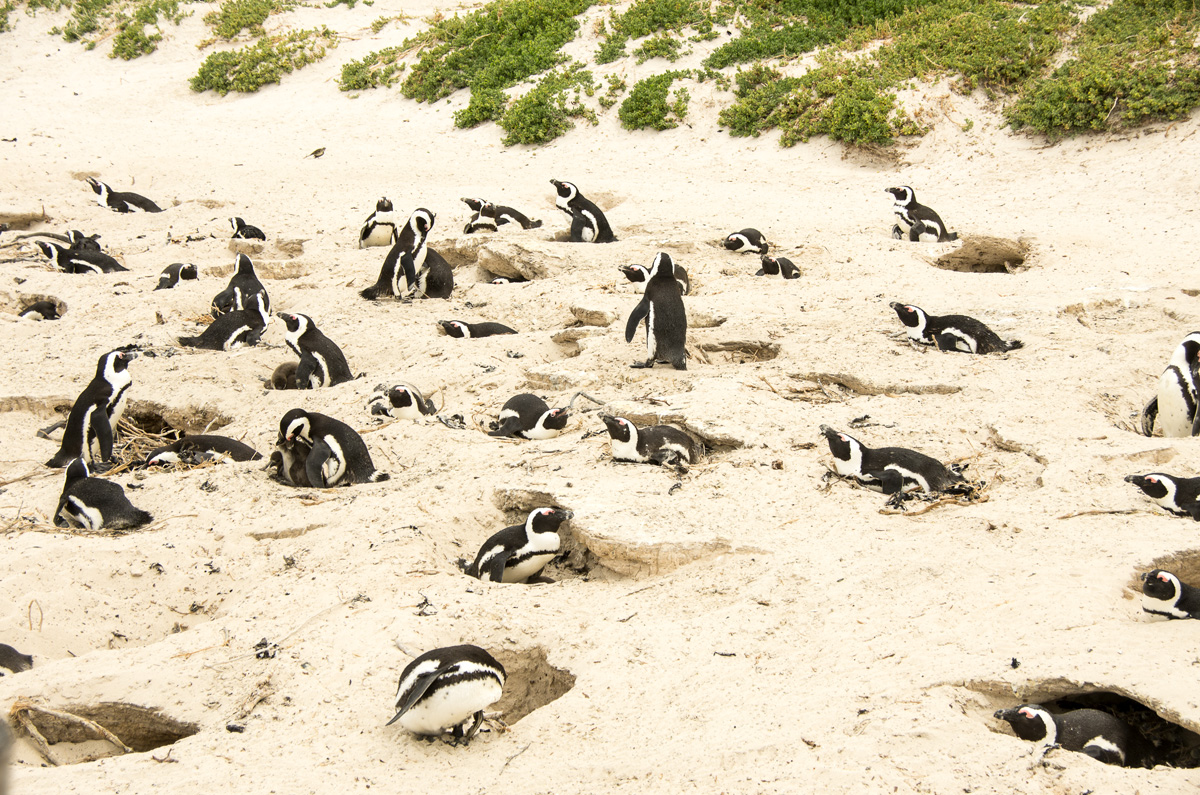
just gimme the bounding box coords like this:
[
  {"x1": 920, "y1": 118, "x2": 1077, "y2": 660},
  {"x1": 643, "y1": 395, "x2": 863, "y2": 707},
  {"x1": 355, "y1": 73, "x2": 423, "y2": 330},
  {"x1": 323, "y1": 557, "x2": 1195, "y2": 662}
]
[{"x1": 6, "y1": 174, "x2": 1196, "y2": 766}]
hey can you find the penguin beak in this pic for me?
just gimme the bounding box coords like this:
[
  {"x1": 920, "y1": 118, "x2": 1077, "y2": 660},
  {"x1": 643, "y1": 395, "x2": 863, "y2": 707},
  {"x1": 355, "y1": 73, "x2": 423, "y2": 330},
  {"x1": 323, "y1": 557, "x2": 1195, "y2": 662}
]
[
  {"x1": 993, "y1": 709, "x2": 1009, "y2": 720},
  {"x1": 125, "y1": 351, "x2": 139, "y2": 361},
  {"x1": 1123, "y1": 474, "x2": 1140, "y2": 483},
  {"x1": 558, "y1": 509, "x2": 574, "y2": 520}
]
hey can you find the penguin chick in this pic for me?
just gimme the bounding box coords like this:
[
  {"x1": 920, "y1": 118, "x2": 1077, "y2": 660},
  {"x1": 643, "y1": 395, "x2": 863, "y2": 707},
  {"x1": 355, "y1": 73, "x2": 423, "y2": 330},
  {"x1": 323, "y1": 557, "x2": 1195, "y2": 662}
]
[
  {"x1": 885, "y1": 186, "x2": 957, "y2": 242},
  {"x1": 467, "y1": 507, "x2": 573, "y2": 583},
  {"x1": 1125, "y1": 473, "x2": 1200, "y2": 519},
  {"x1": 724, "y1": 228, "x2": 768, "y2": 255},
  {"x1": 387, "y1": 645, "x2": 505, "y2": 745},
  {"x1": 993, "y1": 705, "x2": 1152, "y2": 768},
  {"x1": 85, "y1": 177, "x2": 163, "y2": 213},
  {"x1": 155, "y1": 263, "x2": 198, "y2": 290},
  {"x1": 820, "y1": 425, "x2": 964, "y2": 495},
  {"x1": 488, "y1": 394, "x2": 568, "y2": 440},
  {"x1": 890, "y1": 302, "x2": 1022, "y2": 354},
  {"x1": 756, "y1": 255, "x2": 800, "y2": 279},
  {"x1": 1141, "y1": 332, "x2": 1200, "y2": 437},
  {"x1": 438, "y1": 320, "x2": 518, "y2": 338},
  {"x1": 367, "y1": 383, "x2": 437, "y2": 419},
  {"x1": 230, "y1": 217, "x2": 266, "y2": 240},
  {"x1": 54, "y1": 458, "x2": 152, "y2": 531},
  {"x1": 1141, "y1": 569, "x2": 1200, "y2": 619},
  {"x1": 601, "y1": 415, "x2": 698, "y2": 467}
]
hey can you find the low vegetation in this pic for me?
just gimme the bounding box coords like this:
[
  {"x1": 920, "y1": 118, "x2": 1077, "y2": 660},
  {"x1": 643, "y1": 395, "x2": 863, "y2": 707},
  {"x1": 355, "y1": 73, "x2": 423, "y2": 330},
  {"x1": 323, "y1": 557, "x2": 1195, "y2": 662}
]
[
  {"x1": 190, "y1": 27, "x2": 336, "y2": 94},
  {"x1": 619, "y1": 70, "x2": 690, "y2": 130}
]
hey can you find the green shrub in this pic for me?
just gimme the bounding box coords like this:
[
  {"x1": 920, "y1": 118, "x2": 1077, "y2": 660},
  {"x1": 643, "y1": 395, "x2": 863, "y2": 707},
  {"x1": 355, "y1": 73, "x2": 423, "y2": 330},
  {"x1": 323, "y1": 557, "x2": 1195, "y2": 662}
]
[
  {"x1": 204, "y1": 0, "x2": 282, "y2": 39},
  {"x1": 61, "y1": 0, "x2": 119, "y2": 42},
  {"x1": 338, "y1": 45, "x2": 404, "y2": 90},
  {"x1": 110, "y1": 0, "x2": 185, "y2": 59},
  {"x1": 191, "y1": 26, "x2": 336, "y2": 94},
  {"x1": 614, "y1": 0, "x2": 705, "y2": 38},
  {"x1": 632, "y1": 34, "x2": 681, "y2": 64},
  {"x1": 497, "y1": 63, "x2": 596, "y2": 144},
  {"x1": 598, "y1": 74, "x2": 626, "y2": 108},
  {"x1": 594, "y1": 30, "x2": 626, "y2": 64},
  {"x1": 619, "y1": 70, "x2": 689, "y2": 130},
  {"x1": 456, "y1": 85, "x2": 507, "y2": 127}
]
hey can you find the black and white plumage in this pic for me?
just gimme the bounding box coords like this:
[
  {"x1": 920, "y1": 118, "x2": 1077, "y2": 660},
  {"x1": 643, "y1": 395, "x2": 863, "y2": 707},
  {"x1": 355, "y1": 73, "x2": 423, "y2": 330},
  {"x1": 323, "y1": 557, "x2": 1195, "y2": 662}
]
[
  {"x1": 409, "y1": 248, "x2": 454, "y2": 301},
  {"x1": 820, "y1": 425, "x2": 964, "y2": 495},
  {"x1": 387, "y1": 645, "x2": 505, "y2": 745},
  {"x1": 279, "y1": 408, "x2": 389, "y2": 487},
  {"x1": 359, "y1": 198, "x2": 398, "y2": 248},
  {"x1": 757, "y1": 255, "x2": 800, "y2": 279},
  {"x1": 462, "y1": 197, "x2": 542, "y2": 233},
  {"x1": 211, "y1": 253, "x2": 270, "y2": 317},
  {"x1": 54, "y1": 458, "x2": 152, "y2": 531},
  {"x1": 360, "y1": 248, "x2": 413, "y2": 301},
  {"x1": 438, "y1": 320, "x2": 517, "y2": 338},
  {"x1": 85, "y1": 177, "x2": 163, "y2": 213},
  {"x1": 993, "y1": 705, "x2": 1152, "y2": 768},
  {"x1": 36, "y1": 241, "x2": 127, "y2": 274},
  {"x1": 18, "y1": 301, "x2": 61, "y2": 320},
  {"x1": 145, "y1": 435, "x2": 262, "y2": 466},
  {"x1": 488, "y1": 394, "x2": 568, "y2": 440},
  {"x1": 367, "y1": 383, "x2": 437, "y2": 419},
  {"x1": 724, "y1": 229, "x2": 768, "y2": 255},
  {"x1": 890, "y1": 302, "x2": 1022, "y2": 354},
  {"x1": 1141, "y1": 569, "x2": 1200, "y2": 619},
  {"x1": 1140, "y1": 332, "x2": 1200, "y2": 437},
  {"x1": 268, "y1": 433, "x2": 312, "y2": 487},
  {"x1": 277, "y1": 312, "x2": 354, "y2": 388},
  {"x1": 180, "y1": 292, "x2": 268, "y2": 350},
  {"x1": 550, "y1": 179, "x2": 617, "y2": 243},
  {"x1": 66, "y1": 230, "x2": 102, "y2": 252},
  {"x1": 1124, "y1": 473, "x2": 1200, "y2": 519},
  {"x1": 156, "y1": 263, "x2": 198, "y2": 290},
  {"x1": 0, "y1": 643, "x2": 33, "y2": 674},
  {"x1": 467, "y1": 507, "x2": 573, "y2": 583},
  {"x1": 625, "y1": 252, "x2": 688, "y2": 371},
  {"x1": 620, "y1": 261, "x2": 690, "y2": 295},
  {"x1": 362, "y1": 209, "x2": 452, "y2": 300},
  {"x1": 489, "y1": 276, "x2": 527, "y2": 285},
  {"x1": 46, "y1": 349, "x2": 137, "y2": 468},
  {"x1": 885, "y1": 186, "x2": 957, "y2": 242},
  {"x1": 230, "y1": 217, "x2": 266, "y2": 240},
  {"x1": 601, "y1": 415, "x2": 697, "y2": 466}
]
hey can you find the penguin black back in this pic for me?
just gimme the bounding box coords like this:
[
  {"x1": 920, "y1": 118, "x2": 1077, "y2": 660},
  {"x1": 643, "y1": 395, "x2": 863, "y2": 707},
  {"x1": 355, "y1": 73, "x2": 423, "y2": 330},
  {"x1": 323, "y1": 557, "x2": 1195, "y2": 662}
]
[
  {"x1": 54, "y1": 458, "x2": 153, "y2": 531},
  {"x1": 885, "y1": 186, "x2": 957, "y2": 242},
  {"x1": 156, "y1": 263, "x2": 198, "y2": 290},
  {"x1": 230, "y1": 217, "x2": 266, "y2": 240},
  {"x1": 36, "y1": 241, "x2": 126, "y2": 274},
  {"x1": 994, "y1": 705, "x2": 1153, "y2": 768},
  {"x1": 438, "y1": 320, "x2": 517, "y2": 338},
  {"x1": 488, "y1": 394, "x2": 568, "y2": 439},
  {"x1": 625, "y1": 252, "x2": 687, "y2": 370},
  {"x1": 86, "y1": 177, "x2": 163, "y2": 213},
  {"x1": 181, "y1": 293, "x2": 268, "y2": 350},
  {"x1": 277, "y1": 312, "x2": 354, "y2": 387},
  {"x1": 757, "y1": 255, "x2": 800, "y2": 279},
  {"x1": 890, "y1": 302, "x2": 1021, "y2": 354},
  {"x1": 46, "y1": 349, "x2": 137, "y2": 468},
  {"x1": 820, "y1": 425, "x2": 963, "y2": 495},
  {"x1": 211, "y1": 253, "x2": 269, "y2": 317},
  {"x1": 387, "y1": 644, "x2": 505, "y2": 744},
  {"x1": 724, "y1": 229, "x2": 768, "y2": 255}
]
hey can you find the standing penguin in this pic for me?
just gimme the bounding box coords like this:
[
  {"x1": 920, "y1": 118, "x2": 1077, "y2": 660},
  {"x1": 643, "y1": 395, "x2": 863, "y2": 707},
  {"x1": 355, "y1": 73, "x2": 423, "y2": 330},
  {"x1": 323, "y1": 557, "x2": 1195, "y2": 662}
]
[
  {"x1": 619, "y1": 261, "x2": 690, "y2": 295},
  {"x1": 488, "y1": 394, "x2": 568, "y2": 439},
  {"x1": 885, "y1": 186, "x2": 957, "y2": 242},
  {"x1": 387, "y1": 644, "x2": 506, "y2": 745},
  {"x1": 1124, "y1": 473, "x2": 1200, "y2": 519},
  {"x1": 820, "y1": 425, "x2": 964, "y2": 495},
  {"x1": 361, "y1": 249, "x2": 414, "y2": 301},
  {"x1": 277, "y1": 312, "x2": 354, "y2": 388},
  {"x1": 180, "y1": 292, "x2": 268, "y2": 350},
  {"x1": 359, "y1": 198, "x2": 398, "y2": 248},
  {"x1": 550, "y1": 179, "x2": 617, "y2": 243},
  {"x1": 367, "y1": 383, "x2": 437, "y2": 419},
  {"x1": 36, "y1": 241, "x2": 127, "y2": 274},
  {"x1": 54, "y1": 458, "x2": 152, "y2": 531},
  {"x1": 724, "y1": 229, "x2": 768, "y2": 255},
  {"x1": 279, "y1": 409, "x2": 389, "y2": 487},
  {"x1": 625, "y1": 252, "x2": 688, "y2": 371},
  {"x1": 230, "y1": 217, "x2": 266, "y2": 240},
  {"x1": 1141, "y1": 569, "x2": 1200, "y2": 619},
  {"x1": 438, "y1": 320, "x2": 518, "y2": 338},
  {"x1": 890, "y1": 302, "x2": 1022, "y2": 354},
  {"x1": 601, "y1": 415, "x2": 698, "y2": 466},
  {"x1": 85, "y1": 177, "x2": 163, "y2": 213},
  {"x1": 466, "y1": 507, "x2": 573, "y2": 583},
  {"x1": 46, "y1": 349, "x2": 137, "y2": 468},
  {"x1": 211, "y1": 253, "x2": 270, "y2": 317},
  {"x1": 993, "y1": 705, "x2": 1152, "y2": 768},
  {"x1": 757, "y1": 255, "x2": 801, "y2": 279},
  {"x1": 1141, "y1": 332, "x2": 1200, "y2": 437},
  {"x1": 155, "y1": 263, "x2": 198, "y2": 290}
]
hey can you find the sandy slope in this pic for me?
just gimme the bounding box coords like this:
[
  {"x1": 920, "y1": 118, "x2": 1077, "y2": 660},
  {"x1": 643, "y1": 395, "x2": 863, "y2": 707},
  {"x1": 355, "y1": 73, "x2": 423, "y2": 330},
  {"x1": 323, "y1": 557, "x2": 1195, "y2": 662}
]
[{"x1": 2, "y1": 2, "x2": 1200, "y2": 792}]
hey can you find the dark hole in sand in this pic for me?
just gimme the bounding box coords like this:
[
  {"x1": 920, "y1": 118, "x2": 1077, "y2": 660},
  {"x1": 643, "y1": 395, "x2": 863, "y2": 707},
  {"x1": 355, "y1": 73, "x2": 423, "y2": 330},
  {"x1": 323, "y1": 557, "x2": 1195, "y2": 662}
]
[
  {"x1": 490, "y1": 647, "x2": 575, "y2": 725},
  {"x1": 698, "y1": 340, "x2": 780, "y2": 364},
  {"x1": 932, "y1": 236, "x2": 1029, "y2": 274},
  {"x1": 13, "y1": 702, "x2": 199, "y2": 765},
  {"x1": 1031, "y1": 692, "x2": 1200, "y2": 768}
]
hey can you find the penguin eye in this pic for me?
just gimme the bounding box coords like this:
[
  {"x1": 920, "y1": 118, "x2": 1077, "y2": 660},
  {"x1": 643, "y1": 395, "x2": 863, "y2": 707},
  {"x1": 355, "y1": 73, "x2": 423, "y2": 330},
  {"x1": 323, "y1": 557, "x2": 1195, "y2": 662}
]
[
  {"x1": 1148, "y1": 477, "x2": 1159, "y2": 484},
  {"x1": 1158, "y1": 572, "x2": 1170, "y2": 582},
  {"x1": 838, "y1": 434, "x2": 848, "y2": 442},
  {"x1": 1018, "y1": 708, "x2": 1035, "y2": 719}
]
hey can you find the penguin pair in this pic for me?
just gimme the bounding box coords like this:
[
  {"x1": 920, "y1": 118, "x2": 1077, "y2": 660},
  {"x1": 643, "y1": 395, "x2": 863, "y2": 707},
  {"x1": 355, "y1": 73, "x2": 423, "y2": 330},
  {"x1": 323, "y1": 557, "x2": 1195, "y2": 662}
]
[
  {"x1": 277, "y1": 312, "x2": 354, "y2": 388},
  {"x1": 278, "y1": 409, "x2": 389, "y2": 487},
  {"x1": 461, "y1": 197, "x2": 542, "y2": 233},
  {"x1": 625, "y1": 252, "x2": 688, "y2": 370},
  {"x1": 619, "y1": 260, "x2": 691, "y2": 295},
  {"x1": 54, "y1": 458, "x2": 152, "y2": 531},
  {"x1": 465, "y1": 507, "x2": 573, "y2": 583},
  {"x1": 601, "y1": 416, "x2": 698, "y2": 467},
  {"x1": 230, "y1": 217, "x2": 265, "y2": 240},
  {"x1": 438, "y1": 320, "x2": 517, "y2": 338},
  {"x1": 368, "y1": 384, "x2": 437, "y2": 419},
  {"x1": 180, "y1": 292, "x2": 269, "y2": 350},
  {"x1": 46, "y1": 349, "x2": 137, "y2": 468},
  {"x1": 724, "y1": 228, "x2": 768, "y2": 255},
  {"x1": 361, "y1": 208, "x2": 453, "y2": 300},
  {"x1": 550, "y1": 179, "x2": 617, "y2": 243},
  {"x1": 820, "y1": 425, "x2": 964, "y2": 496},
  {"x1": 144, "y1": 435, "x2": 262, "y2": 466},
  {"x1": 156, "y1": 263, "x2": 198, "y2": 290},
  {"x1": 388, "y1": 644, "x2": 505, "y2": 746},
  {"x1": 86, "y1": 177, "x2": 163, "y2": 213},
  {"x1": 211, "y1": 253, "x2": 270, "y2": 317},
  {"x1": 359, "y1": 198, "x2": 397, "y2": 248},
  {"x1": 1125, "y1": 473, "x2": 1200, "y2": 519},
  {"x1": 885, "y1": 186, "x2": 957, "y2": 242},
  {"x1": 1141, "y1": 569, "x2": 1200, "y2": 620},
  {"x1": 1141, "y1": 332, "x2": 1200, "y2": 437},
  {"x1": 890, "y1": 302, "x2": 1022, "y2": 354},
  {"x1": 994, "y1": 704, "x2": 1152, "y2": 768},
  {"x1": 756, "y1": 255, "x2": 800, "y2": 279},
  {"x1": 36, "y1": 241, "x2": 126, "y2": 274},
  {"x1": 488, "y1": 394, "x2": 569, "y2": 440}
]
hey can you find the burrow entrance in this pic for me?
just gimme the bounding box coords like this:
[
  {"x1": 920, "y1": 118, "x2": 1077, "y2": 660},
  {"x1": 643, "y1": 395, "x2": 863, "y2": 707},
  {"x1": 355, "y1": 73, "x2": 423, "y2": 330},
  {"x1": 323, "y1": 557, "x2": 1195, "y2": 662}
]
[
  {"x1": 932, "y1": 236, "x2": 1030, "y2": 273},
  {"x1": 1127, "y1": 548, "x2": 1200, "y2": 594},
  {"x1": 1, "y1": 292, "x2": 67, "y2": 320},
  {"x1": 487, "y1": 489, "x2": 622, "y2": 582},
  {"x1": 490, "y1": 647, "x2": 575, "y2": 725},
  {"x1": 10, "y1": 701, "x2": 200, "y2": 766},
  {"x1": 115, "y1": 401, "x2": 235, "y2": 468},
  {"x1": 695, "y1": 339, "x2": 780, "y2": 365}
]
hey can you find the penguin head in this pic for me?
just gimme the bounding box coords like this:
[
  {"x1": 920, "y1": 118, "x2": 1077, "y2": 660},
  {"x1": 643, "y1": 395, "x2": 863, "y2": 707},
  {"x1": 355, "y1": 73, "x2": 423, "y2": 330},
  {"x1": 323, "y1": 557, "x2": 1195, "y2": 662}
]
[
  {"x1": 438, "y1": 320, "x2": 469, "y2": 338},
  {"x1": 280, "y1": 409, "x2": 312, "y2": 443},
  {"x1": 376, "y1": 197, "x2": 394, "y2": 213},
  {"x1": 994, "y1": 705, "x2": 1057, "y2": 744},
  {"x1": 819, "y1": 425, "x2": 860, "y2": 463},
  {"x1": 276, "y1": 312, "x2": 309, "y2": 335},
  {"x1": 602, "y1": 415, "x2": 635, "y2": 443},
  {"x1": 67, "y1": 230, "x2": 100, "y2": 250},
  {"x1": 1124, "y1": 473, "x2": 1172, "y2": 500},
  {"x1": 723, "y1": 233, "x2": 744, "y2": 251},
  {"x1": 1142, "y1": 569, "x2": 1182, "y2": 603},
  {"x1": 760, "y1": 255, "x2": 780, "y2": 275},
  {"x1": 550, "y1": 179, "x2": 577, "y2": 201},
  {"x1": 36, "y1": 241, "x2": 57, "y2": 261},
  {"x1": 889, "y1": 302, "x2": 928, "y2": 330},
  {"x1": 85, "y1": 177, "x2": 105, "y2": 197},
  {"x1": 234, "y1": 253, "x2": 255, "y2": 275},
  {"x1": 461, "y1": 197, "x2": 485, "y2": 212},
  {"x1": 619, "y1": 265, "x2": 648, "y2": 284},
  {"x1": 230, "y1": 217, "x2": 244, "y2": 233},
  {"x1": 64, "y1": 457, "x2": 90, "y2": 484},
  {"x1": 647, "y1": 252, "x2": 675, "y2": 281},
  {"x1": 1170, "y1": 332, "x2": 1200, "y2": 370},
  {"x1": 180, "y1": 264, "x2": 198, "y2": 280},
  {"x1": 409, "y1": 209, "x2": 435, "y2": 236},
  {"x1": 491, "y1": 277, "x2": 513, "y2": 284},
  {"x1": 540, "y1": 407, "x2": 569, "y2": 433},
  {"x1": 885, "y1": 186, "x2": 914, "y2": 205},
  {"x1": 99, "y1": 348, "x2": 138, "y2": 380},
  {"x1": 526, "y1": 506, "x2": 573, "y2": 535}
]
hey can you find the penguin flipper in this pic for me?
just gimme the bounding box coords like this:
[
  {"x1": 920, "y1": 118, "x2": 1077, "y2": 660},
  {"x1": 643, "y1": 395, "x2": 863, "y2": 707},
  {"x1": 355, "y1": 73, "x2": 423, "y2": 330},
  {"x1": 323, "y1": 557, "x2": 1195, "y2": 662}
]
[
  {"x1": 456, "y1": 711, "x2": 486, "y2": 746},
  {"x1": 487, "y1": 417, "x2": 522, "y2": 438},
  {"x1": 871, "y1": 469, "x2": 906, "y2": 495},
  {"x1": 1182, "y1": 501, "x2": 1200, "y2": 521},
  {"x1": 90, "y1": 409, "x2": 115, "y2": 462},
  {"x1": 399, "y1": 252, "x2": 417, "y2": 292},
  {"x1": 386, "y1": 664, "x2": 459, "y2": 725},
  {"x1": 295, "y1": 355, "x2": 318, "y2": 390},
  {"x1": 625, "y1": 298, "x2": 649, "y2": 343},
  {"x1": 1191, "y1": 407, "x2": 1200, "y2": 438},
  {"x1": 1141, "y1": 396, "x2": 1158, "y2": 437},
  {"x1": 305, "y1": 442, "x2": 334, "y2": 488},
  {"x1": 482, "y1": 550, "x2": 513, "y2": 583}
]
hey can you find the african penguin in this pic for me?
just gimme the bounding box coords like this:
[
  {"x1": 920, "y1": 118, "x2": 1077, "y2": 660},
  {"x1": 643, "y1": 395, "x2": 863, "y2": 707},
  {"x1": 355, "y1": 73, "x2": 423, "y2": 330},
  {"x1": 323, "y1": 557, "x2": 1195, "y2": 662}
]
[
  {"x1": 757, "y1": 255, "x2": 800, "y2": 279},
  {"x1": 466, "y1": 507, "x2": 573, "y2": 583},
  {"x1": 402, "y1": 212, "x2": 453, "y2": 300},
  {"x1": 1141, "y1": 569, "x2": 1200, "y2": 620},
  {"x1": 489, "y1": 276, "x2": 527, "y2": 285},
  {"x1": 550, "y1": 179, "x2": 617, "y2": 243},
  {"x1": 279, "y1": 408, "x2": 389, "y2": 487},
  {"x1": 359, "y1": 198, "x2": 398, "y2": 248},
  {"x1": 724, "y1": 229, "x2": 768, "y2": 255},
  {"x1": 625, "y1": 252, "x2": 688, "y2": 370},
  {"x1": 66, "y1": 230, "x2": 102, "y2": 252},
  {"x1": 820, "y1": 425, "x2": 964, "y2": 495},
  {"x1": 463, "y1": 200, "x2": 498, "y2": 234},
  {"x1": 890, "y1": 302, "x2": 1022, "y2": 354},
  {"x1": 488, "y1": 394, "x2": 568, "y2": 440},
  {"x1": 54, "y1": 458, "x2": 152, "y2": 531},
  {"x1": 601, "y1": 416, "x2": 698, "y2": 466},
  {"x1": 993, "y1": 705, "x2": 1152, "y2": 768},
  {"x1": 368, "y1": 383, "x2": 437, "y2": 419},
  {"x1": 155, "y1": 262, "x2": 198, "y2": 290},
  {"x1": 18, "y1": 301, "x2": 61, "y2": 321},
  {"x1": 1124, "y1": 473, "x2": 1200, "y2": 519},
  {"x1": 145, "y1": 435, "x2": 262, "y2": 466},
  {"x1": 360, "y1": 249, "x2": 413, "y2": 301},
  {"x1": 619, "y1": 261, "x2": 691, "y2": 295},
  {"x1": 85, "y1": 177, "x2": 163, "y2": 213},
  {"x1": 277, "y1": 312, "x2": 354, "y2": 388},
  {"x1": 230, "y1": 217, "x2": 266, "y2": 240},
  {"x1": 180, "y1": 292, "x2": 268, "y2": 350},
  {"x1": 46, "y1": 349, "x2": 137, "y2": 468},
  {"x1": 885, "y1": 186, "x2": 957, "y2": 242},
  {"x1": 211, "y1": 253, "x2": 269, "y2": 317},
  {"x1": 0, "y1": 643, "x2": 32, "y2": 675},
  {"x1": 268, "y1": 433, "x2": 312, "y2": 487},
  {"x1": 36, "y1": 241, "x2": 127, "y2": 274},
  {"x1": 438, "y1": 320, "x2": 517, "y2": 338},
  {"x1": 387, "y1": 644, "x2": 505, "y2": 745},
  {"x1": 1140, "y1": 332, "x2": 1200, "y2": 437},
  {"x1": 461, "y1": 197, "x2": 542, "y2": 232}
]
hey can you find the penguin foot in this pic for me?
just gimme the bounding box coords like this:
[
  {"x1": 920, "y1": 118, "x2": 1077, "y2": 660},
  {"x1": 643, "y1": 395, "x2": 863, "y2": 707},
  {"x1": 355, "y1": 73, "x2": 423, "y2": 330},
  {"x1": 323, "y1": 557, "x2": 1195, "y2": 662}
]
[{"x1": 630, "y1": 361, "x2": 653, "y2": 369}]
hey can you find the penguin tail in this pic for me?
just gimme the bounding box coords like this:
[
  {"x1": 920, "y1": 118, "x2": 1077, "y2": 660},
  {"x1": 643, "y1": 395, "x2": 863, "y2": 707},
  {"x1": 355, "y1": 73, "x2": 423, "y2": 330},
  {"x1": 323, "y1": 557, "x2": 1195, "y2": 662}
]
[
  {"x1": 528, "y1": 219, "x2": 543, "y2": 229},
  {"x1": 178, "y1": 335, "x2": 199, "y2": 347},
  {"x1": 1005, "y1": 339, "x2": 1024, "y2": 351},
  {"x1": 369, "y1": 471, "x2": 390, "y2": 483},
  {"x1": 945, "y1": 232, "x2": 959, "y2": 241},
  {"x1": 359, "y1": 286, "x2": 381, "y2": 300}
]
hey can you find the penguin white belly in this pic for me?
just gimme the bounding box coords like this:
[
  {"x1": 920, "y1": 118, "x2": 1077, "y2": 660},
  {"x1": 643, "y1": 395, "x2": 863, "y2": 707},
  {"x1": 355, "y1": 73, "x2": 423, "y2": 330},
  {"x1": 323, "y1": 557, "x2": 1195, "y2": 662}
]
[
  {"x1": 523, "y1": 425, "x2": 561, "y2": 440},
  {"x1": 320, "y1": 435, "x2": 347, "y2": 484},
  {"x1": 310, "y1": 352, "x2": 330, "y2": 387},
  {"x1": 580, "y1": 211, "x2": 597, "y2": 242},
  {"x1": 610, "y1": 434, "x2": 643, "y2": 463},
  {"x1": 391, "y1": 403, "x2": 422, "y2": 420},
  {"x1": 503, "y1": 552, "x2": 556, "y2": 583},
  {"x1": 1158, "y1": 368, "x2": 1195, "y2": 436},
  {"x1": 362, "y1": 224, "x2": 394, "y2": 248},
  {"x1": 646, "y1": 305, "x2": 657, "y2": 358},
  {"x1": 1081, "y1": 736, "x2": 1125, "y2": 764},
  {"x1": 397, "y1": 677, "x2": 503, "y2": 735},
  {"x1": 223, "y1": 325, "x2": 253, "y2": 351}
]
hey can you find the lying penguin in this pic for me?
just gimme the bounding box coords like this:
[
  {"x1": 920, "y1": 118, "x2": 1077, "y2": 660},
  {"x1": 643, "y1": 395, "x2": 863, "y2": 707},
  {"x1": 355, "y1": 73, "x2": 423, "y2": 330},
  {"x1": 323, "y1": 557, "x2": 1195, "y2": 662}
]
[
  {"x1": 1125, "y1": 472, "x2": 1200, "y2": 519},
  {"x1": 820, "y1": 425, "x2": 965, "y2": 496},
  {"x1": 890, "y1": 302, "x2": 1022, "y2": 354},
  {"x1": 367, "y1": 384, "x2": 437, "y2": 419},
  {"x1": 724, "y1": 228, "x2": 768, "y2": 255},
  {"x1": 1141, "y1": 569, "x2": 1200, "y2": 620},
  {"x1": 488, "y1": 394, "x2": 568, "y2": 440},
  {"x1": 54, "y1": 458, "x2": 152, "y2": 531},
  {"x1": 993, "y1": 704, "x2": 1152, "y2": 768},
  {"x1": 464, "y1": 507, "x2": 573, "y2": 583},
  {"x1": 601, "y1": 416, "x2": 698, "y2": 468},
  {"x1": 144, "y1": 435, "x2": 262, "y2": 467}
]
